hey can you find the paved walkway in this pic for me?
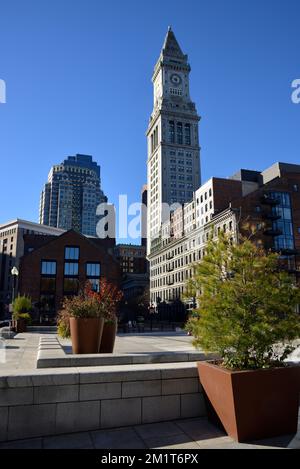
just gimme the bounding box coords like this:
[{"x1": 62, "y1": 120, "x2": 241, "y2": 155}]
[
  {"x1": 0, "y1": 331, "x2": 196, "y2": 372},
  {"x1": 0, "y1": 415, "x2": 299, "y2": 449}
]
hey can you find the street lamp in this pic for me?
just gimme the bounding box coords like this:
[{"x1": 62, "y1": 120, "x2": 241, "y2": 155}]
[{"x1": 11, "y1": 266, "x2": 19, "y2": 303}]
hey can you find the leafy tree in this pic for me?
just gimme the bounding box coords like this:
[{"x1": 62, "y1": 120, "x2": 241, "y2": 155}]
[{"x1": 185, "y1": 232, "x2": 300, "y2": 370}]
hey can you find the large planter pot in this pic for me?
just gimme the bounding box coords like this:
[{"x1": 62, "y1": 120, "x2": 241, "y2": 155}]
[
  {"x1": 13, "y1": 319, "x2": 27, "y2": 333},
  {"x1": 198, "y1": 361, "x2": 300, "y2": 442},
  {"x1": 99, "y1": 321, "x2": 117, "y2": 353},
  {"x1": 70, "y1": 317, "x2": 104, "y2": 354}
]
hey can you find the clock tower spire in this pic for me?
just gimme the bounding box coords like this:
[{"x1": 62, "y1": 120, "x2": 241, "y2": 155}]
[{"x1": 146, "y1": 29, "x2": 201, "y2": 254}]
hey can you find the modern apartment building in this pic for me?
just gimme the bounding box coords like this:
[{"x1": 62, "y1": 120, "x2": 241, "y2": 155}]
[
  {"x1": 39, "y1": 154, "x2": 108, "y2": 237},
  {"x1": 0, "y1": 219, "x2": 64, "y2": 316},
  {"x1": 146, "y1": 28, "x2": 201, "y2": 255}
]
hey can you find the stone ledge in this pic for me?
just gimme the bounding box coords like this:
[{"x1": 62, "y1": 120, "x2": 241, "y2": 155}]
[
  {"x1": 0, "y1": 361, "x2": 206, "y2": 442},
  {"x1": 36, "y1": 337, "x2": 218, "y2": 369},
  {"x1": 0, "y1": 362, "x2": 200, "y2": 389}
]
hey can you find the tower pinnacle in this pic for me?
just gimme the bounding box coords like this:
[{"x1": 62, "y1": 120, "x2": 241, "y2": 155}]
[{"x1": 162, "y1": 27, "x2": 184, "y2": 59}]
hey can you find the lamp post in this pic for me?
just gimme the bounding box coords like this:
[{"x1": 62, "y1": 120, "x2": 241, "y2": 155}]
[{"x1": 11, "y1": 266, "x2": 19, "y2": 304}]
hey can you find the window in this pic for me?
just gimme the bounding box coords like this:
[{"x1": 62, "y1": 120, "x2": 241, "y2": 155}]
[
  {"x1": 40, "y1": 277, "x2": 56, "y2": 293},
  {"x1": 89, "y1": 278, "x2": 100, "y2": 292},
  {"x1": 64, "y1": 262, "x2": 79, "y2": 276},
  {"x1": 39, "y1": 294, "x2": 55, "y2": 311},
  {"x1": 41, "y1": 261, "x2": 56, "y2": 275},
  {"x1": 86, "y1": 263, "x2": 100, "y2": 277},
  {"x1": 184, "y1": 124, "x2": 191, "y2": 145},
  {"x1": 255, "y1": 206, "x2": 261, "y2": 213},
  {"x1": 65, "y1": 246, "x2": 79, "y2": 260},
  {"x1": 64, "y1": 278, "x2": 79, "y2": 294},
  {"x1": 168, "y1": 121, "x2": 175, "y2": 143},
  {"x1": 169, "y1": 87, "x2": 182, "y2": 96},
  {"x1": 177, "y1": 122, "x2": 183, "y2": 144}
]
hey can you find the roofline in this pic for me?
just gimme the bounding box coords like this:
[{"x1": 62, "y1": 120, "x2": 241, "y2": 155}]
[
  {"x1": 21, "y1": 229, "x2": 120, "y2": 266},
  {"x1": 0, "y1": 218, "x2": 65, "y2": 234},
  {"x1": 116, "y1": 244, "x2": 145, "y2": 249}
]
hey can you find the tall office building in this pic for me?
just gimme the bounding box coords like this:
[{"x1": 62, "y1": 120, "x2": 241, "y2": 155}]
[
  {"x1": 39, "y1": 154, "x2": 107, "y2": 236},
  {"x1": 141, "y1": 184, "x2": 148, "y2": 248},
  {"x1": 146, "y1": 27, "x2": 201, "y2": 254}
]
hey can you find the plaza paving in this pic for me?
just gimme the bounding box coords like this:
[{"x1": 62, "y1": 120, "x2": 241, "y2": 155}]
[
  {"x1": 0, "y1": 415, "x2": 299, "y2": 449},
  {"x1": 0, "y1": 331, "x2": 197, "y2": 372},
  {"x1": 0, "y1": 330, "x2": 299, "y2": 449}
]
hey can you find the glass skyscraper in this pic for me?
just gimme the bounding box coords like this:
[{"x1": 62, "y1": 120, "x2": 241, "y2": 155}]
[{"x1": 39, "y1": 154, "x2": 107, "y2": 236}]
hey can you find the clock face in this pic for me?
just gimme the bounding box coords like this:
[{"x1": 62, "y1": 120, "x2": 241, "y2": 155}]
[{"x1": 170, "y1": 73, "x2": 182, "y2": 86}]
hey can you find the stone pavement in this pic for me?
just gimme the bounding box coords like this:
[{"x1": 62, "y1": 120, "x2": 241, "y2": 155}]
[
  {"x1": 0, "y1": 415, "x2": 299, "y2": 449},
  {"x1": 60, "y1": 331, "x2": 196, "y2": 355},
  {"x1": 0, "y1": 331, "x2": 196, "y2": 372},
  {"x1": 0, "y1": 333, "x2": 40, "y2": 371}
]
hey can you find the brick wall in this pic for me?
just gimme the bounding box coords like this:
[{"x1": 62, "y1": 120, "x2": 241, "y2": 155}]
[{"x1": 19, "y1": 230, "x2": 121, "y2": 312}]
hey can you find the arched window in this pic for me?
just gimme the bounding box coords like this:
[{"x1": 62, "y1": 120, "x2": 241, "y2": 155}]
[
  {"x1": 168, "y1": 121, "x2": 175, "y2": 143},
  {"x1": 184, "y1": 124, "x2": 191, "y2": 145},
  {"x1": 177, "y1": 122, "x2": 183, "y2": 144}
]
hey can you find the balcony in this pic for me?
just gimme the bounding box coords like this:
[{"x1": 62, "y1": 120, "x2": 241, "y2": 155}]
[
  {"x1": 264, "y1": 228, "x2": 283, "y2": 237},
  {"x1": 166, "y1": 252, "x2": 174, "y2": 260},
  {"x1": 166, "y1": 265, "x2": 174, "y2": 272},
  {"x1": 279, "y1": 248, "x2": 298, "y2": 256},
  {"x1": 262, "y1": 212, "x2": 281, "y2": 221},
  {"x1": 261, "y1": 194, "x2": 280, "y2": 205}
]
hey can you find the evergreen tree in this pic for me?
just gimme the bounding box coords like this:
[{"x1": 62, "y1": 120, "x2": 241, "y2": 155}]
[{"x1": 185, "y1": 232, "x2": 300, "y2": 369}]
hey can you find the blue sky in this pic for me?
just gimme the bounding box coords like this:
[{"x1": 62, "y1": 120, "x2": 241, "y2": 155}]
[{"x1": 0, "y1": 0, "x2": 299, "y2": 242}]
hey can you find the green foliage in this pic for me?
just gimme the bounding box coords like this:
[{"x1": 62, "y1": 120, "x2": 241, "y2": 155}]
[
  {"x1": 57, "y1": 309, "x2": 71, "y2": 338},
  {"x1": 57, "y1": 280, "x2": 122, "y2": 332},
  {"x1": 185, "y1": 232, "x2": 300, "y2": 370},
  {"x1": 17, "y1": 313, "x2": 32, "y2": 325},
  {"x1": 12, "y1": 295, "x2": 32, "y2": 320}
]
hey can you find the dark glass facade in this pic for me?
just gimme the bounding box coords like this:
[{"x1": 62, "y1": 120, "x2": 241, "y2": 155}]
[{"x1": 270, "y1": 192, "x2": 295, "y2": 250}]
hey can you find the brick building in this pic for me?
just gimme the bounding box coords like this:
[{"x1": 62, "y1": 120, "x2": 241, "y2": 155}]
[
  {"x1": 19, "y1": 229, "x2": 120, "y2": 322},
  {"x1": 0, "y1": 219, "x2": 64, "y2": 317},
  {"x1": 231, "y1": 163, "x2": 300, "y2": 274},
  {"x1": 114, "y1": 244, "x2": 147, "y2": 275},
  {"x1": 149, "y1": 161, "x2": 300, "y2": 305}
]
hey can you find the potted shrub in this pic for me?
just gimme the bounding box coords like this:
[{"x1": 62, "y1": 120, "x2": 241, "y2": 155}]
[
  {"x1": 186, "y1": 232, "x2": 300, "y2": 442},
  {"x1": 59, "y1": 283, "x2": 104, "y2": 354},
  {"x1": 12, "y1": 295, "x2": 32, "y2": 333},
  {"x1": 57, "y1": 308, "x2": 71, "y2": 339},
  {"x1": 96, "y1": 279, "x2": 123, "y2": 353}
]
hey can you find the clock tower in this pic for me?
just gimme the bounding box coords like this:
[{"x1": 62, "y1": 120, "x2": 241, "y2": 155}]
[{"x1": 146, "y1": 27, "x2": 201, "y2": 254}]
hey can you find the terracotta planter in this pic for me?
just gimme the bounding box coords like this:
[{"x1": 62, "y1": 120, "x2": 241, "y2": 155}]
[
  {"x1": 198, "y1": 361, "x2": 300, "y2": 442},
  {"x1": 99, "y1": 321, "x2": 117, "y2": 353},
  {"x1": 70, "y1": 317, "x2": 104, "y2": 354},
  {"x1": 13, "y1": 319, "x2": 27, "y2": 333}
]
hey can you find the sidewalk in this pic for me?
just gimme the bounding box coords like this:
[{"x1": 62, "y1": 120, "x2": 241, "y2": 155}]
[{"x1": 0, "y1": 416, "x2": 299, "y2": 449}]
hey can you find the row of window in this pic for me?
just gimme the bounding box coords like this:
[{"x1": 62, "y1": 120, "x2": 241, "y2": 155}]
[
  {"x1": 170, "y1": 175, "x2": 193, "y2": 181},
  {"x1": 169, "y1": 121, "x2": 191, "y2": 145},
  {"x1": 170, "y1": 159, "x2": 193, "y2": 166},
  {"x1": 196, "y1": 189, "x2": 212, "y2": 204},
  {"x1": 41, "y1": 261, "x2": 100, "y2": 277},
  {"x1": 40, "y1": 277, "x2": 100, "y2": 295},
  {"x1": 170, "y1": 166, "x2": 193, "y2": 173}
]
